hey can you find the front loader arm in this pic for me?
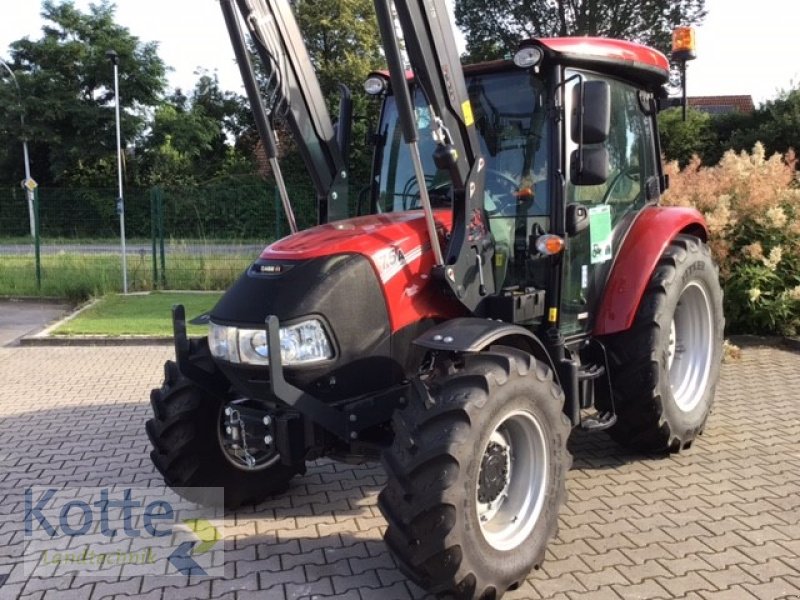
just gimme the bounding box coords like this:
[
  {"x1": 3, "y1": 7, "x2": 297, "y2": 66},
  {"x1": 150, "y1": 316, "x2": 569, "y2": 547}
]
[
  {"x1": 374, "y1": 0, "x2": 495, "y2": 312},
  {"x1": 221, "y1": 0, "x2": 349, "y2": 225}
]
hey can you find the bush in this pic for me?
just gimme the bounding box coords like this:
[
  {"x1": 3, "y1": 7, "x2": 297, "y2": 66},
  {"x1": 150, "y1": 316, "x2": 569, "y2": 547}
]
[
  {"x1": 658, "y1": 107, "x2": 719, "y2": 167},
  {"x1": 663, "y1": 143, "x2": 800, "y2": 335}
]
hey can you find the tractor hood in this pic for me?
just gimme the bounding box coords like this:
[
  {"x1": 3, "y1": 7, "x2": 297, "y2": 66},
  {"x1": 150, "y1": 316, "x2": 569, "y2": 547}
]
[
  {"x1": 211, "y1": 209, "x2": 459, "y2": 335},
  {"x1": 261, "y1": 210, "x2": 452, "y2": 273},
  {"x1": 208, "y1": 209, "x2": 459, "y2": 401}
]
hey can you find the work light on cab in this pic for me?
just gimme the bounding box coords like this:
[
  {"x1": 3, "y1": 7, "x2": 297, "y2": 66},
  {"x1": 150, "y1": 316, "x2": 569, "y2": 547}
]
[
  {"x1": 513, "y1": 46, "x2": 544, "y2": 69},
  {"x1": 364, "y1": 75, "x2": 388, "y2": 96}
]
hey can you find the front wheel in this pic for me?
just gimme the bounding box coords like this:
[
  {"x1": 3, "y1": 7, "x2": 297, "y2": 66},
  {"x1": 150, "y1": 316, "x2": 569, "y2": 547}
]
[
  {"x1": 604, "y1": 234, "x2": 724, "y2": 452},
  {"x1": 379, "y1": 347, "x2": 571, "y2": 599},
  {"x1": 146, "y1": 361, "x2": 303, "y2": 509}
]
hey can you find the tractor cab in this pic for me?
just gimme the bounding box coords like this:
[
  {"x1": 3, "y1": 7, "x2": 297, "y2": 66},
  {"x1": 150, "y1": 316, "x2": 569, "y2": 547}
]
[{"x1": 363, "y1": 38, "x2": 671, "y2": 338}]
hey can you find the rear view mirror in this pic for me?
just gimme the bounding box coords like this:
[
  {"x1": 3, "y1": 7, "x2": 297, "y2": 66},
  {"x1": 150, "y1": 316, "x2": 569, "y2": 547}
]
[
  {"x1": 571, "y1": 80, "x2": 611, "y2": 144},
  {"x1": 570, "y1": 147, "x2": 609, "y2": 186}
]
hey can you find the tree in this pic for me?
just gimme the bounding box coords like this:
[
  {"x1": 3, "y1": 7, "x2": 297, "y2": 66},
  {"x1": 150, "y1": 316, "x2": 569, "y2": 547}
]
[
  {"x1": 658, "y1": 106, "x2": 718, "y2": 166},
  {"x1": 454, "y1": 0, "x2": 707, "y2": 62},
  {"x1": 280, "y1": 0, "x2": 384, "y2": 188},
  {"x1": 138, "y1": 73, "x2": 255, "y2": 185},
  {"x1": 293, "y1": 0, "x2": 383, "y2": 101},
  {"x1": 727, "y1": 87, "x2": 800, "y2": 158},
  {"x1": 0, "y1": 0, "x2": 166, "y2": 185}
]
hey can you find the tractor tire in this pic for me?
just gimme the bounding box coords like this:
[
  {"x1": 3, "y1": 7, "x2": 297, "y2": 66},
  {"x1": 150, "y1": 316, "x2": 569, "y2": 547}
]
[
  {"x1": 379, "y1": 347, "x2": 571, "y2": 600},
  {"x1": 604, "y1": 234, "x2": 724, "y2": 453},
  {"x1": 146, "y1": 360, "x2": 302, "y2": 509}
]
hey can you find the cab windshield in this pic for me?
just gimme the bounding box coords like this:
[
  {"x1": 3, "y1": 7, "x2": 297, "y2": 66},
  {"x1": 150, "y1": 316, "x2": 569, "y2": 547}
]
[{"x1": 373, "y1": 70, "x2": 550, "y2": 220}]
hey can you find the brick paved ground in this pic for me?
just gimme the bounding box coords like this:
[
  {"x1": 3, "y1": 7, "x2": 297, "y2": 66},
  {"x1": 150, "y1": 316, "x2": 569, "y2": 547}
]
[{"x1": 0, "y1": 344, "x2": 798, "y2": 600}]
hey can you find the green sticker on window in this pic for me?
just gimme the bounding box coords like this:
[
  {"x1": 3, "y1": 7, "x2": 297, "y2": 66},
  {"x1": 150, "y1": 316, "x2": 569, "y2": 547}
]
[{"x1": 588, "y1": 205, "x2": 613, "y2": 264}]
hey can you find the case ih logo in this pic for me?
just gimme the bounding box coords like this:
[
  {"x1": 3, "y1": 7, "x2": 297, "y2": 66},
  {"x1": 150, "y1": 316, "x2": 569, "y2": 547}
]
[
  {"x1": 22, "y1": 486, "x2": 223, "y2": 578},
  {"x1": 259, "y1": 264, "x2": 284, "y2": 274}
]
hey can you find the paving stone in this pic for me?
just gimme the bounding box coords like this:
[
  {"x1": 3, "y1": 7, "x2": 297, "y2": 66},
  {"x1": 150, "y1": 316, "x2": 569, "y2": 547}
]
[{"x1": 611, "y1": 579, "x2": 671, "y2": 600}]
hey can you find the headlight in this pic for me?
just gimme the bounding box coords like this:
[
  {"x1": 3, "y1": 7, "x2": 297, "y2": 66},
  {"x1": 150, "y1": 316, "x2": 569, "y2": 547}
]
[
  {"x1": 208, "y1": 322, "x2": 239, "y2": 364},
  {"x1": 238, "y1": 328, "x2": 268, "y2": 364},
  {"x1": 209, "y1": 319, "x2": 333, "y2": 366}
]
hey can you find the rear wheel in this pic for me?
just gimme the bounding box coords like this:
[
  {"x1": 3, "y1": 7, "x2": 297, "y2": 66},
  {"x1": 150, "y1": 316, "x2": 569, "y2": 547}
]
[
  {"x1": 604, "y1": 234, "x2": 724, "y2": 452},
  {"x1": 379, "y1": 347, "x2": 571, "y2": 599},
  {"x1": 146, "y1": 360, "x2": 303, "y2": 509}
]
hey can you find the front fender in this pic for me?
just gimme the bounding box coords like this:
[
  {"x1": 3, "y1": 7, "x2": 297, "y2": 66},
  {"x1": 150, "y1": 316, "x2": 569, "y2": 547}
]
[
  {"x1": 593, "y1": 206, "x2": 708, "y2": 336},
  {"x1": 414, "y1": 317, "x2": 557, "y2": 383}
]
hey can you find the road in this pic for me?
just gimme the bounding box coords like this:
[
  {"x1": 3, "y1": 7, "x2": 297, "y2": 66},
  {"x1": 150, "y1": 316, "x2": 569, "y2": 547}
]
[
  {"x1": 0, "y1": 243, "x2": 266, "y2": 256},
  {"x1": 0, "y1": 300, "x2": 69, "y2": 346}
]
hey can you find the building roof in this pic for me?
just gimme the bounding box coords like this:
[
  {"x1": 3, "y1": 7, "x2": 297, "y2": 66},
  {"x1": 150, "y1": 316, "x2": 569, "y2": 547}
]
[{"x1": 688, "y1": 95, "x2": 755, "y2": 115}]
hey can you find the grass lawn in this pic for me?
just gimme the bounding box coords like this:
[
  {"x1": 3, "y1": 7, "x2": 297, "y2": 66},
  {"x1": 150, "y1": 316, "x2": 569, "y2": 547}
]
[
  {"x1": 0, "y1": 253, "x2": 250, "y2": 301},
  {"x1": 53, "y1": 292, "x2": 223, "y2": 337}
]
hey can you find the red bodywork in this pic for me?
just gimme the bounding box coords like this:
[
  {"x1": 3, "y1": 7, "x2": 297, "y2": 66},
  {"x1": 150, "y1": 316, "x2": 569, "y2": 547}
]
[
  {"x1": 262, "y1": 211, "x2": 462, "y2": 332},
  {"x1": 593, "y1": 206, "x2": 708, "y2": 336}
]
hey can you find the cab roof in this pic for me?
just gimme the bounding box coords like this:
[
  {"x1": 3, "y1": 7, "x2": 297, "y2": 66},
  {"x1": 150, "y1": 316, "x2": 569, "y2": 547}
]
[
  {"x1": 530, "y1": 37, "x2": 670, "y2": 85},
  {"x1": 464, "y1": 38, "x2": 670, "y2": 88},
  {"x1": 371, "y1": 37, "x2": 671, "y2": 90}
]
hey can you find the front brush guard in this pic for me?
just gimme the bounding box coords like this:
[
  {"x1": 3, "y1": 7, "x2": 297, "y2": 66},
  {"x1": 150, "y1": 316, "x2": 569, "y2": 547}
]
[{"x1": 171, "y1": 305, "x2": 401, "y2": 444}]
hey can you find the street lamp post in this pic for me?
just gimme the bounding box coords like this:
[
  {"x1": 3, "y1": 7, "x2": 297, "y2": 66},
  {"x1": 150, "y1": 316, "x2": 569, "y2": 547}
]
[
  {"x1": 0, "y1": 58, "x2": 36, "y2": 237},
  {"x1": 106, "y1": 50, "x2": 128, "y2": 294}
]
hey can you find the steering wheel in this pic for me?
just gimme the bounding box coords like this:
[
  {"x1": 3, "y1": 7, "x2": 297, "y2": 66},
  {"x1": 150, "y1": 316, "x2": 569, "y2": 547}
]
[
  {"x1": 601, "y1": 165, "x2": 640, "y2": 205},
  {"x1": 485, "y1": 168, "x2": 538, "y2": 216},
  {"x1": 400, "y1": 175, "x2": 451, "y2": 210}
]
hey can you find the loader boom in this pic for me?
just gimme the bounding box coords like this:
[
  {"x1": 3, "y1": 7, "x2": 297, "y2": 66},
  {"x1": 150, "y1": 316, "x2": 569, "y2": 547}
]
[
  {"x1": 221, "y1": 0, "x2": 350, "y2": 225},
  {"x1": 374, "y1": 0, "x2": 495, "y2": 310}
]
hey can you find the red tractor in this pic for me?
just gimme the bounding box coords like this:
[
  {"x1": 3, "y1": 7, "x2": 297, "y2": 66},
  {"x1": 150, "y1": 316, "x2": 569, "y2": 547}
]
[{"x1": 146, "y1": 1, "x2": 723, "y2": 597}]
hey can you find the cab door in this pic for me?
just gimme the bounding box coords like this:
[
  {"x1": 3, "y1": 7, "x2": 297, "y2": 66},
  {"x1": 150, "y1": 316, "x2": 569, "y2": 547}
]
[{"x1": 560, "y1": 71, "x2": 659, "y2": 337}]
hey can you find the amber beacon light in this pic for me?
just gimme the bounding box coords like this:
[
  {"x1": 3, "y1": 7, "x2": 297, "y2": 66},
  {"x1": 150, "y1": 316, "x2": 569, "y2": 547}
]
[{"x1": 672, "y1": 26, "x2": 697, "y2": 62}]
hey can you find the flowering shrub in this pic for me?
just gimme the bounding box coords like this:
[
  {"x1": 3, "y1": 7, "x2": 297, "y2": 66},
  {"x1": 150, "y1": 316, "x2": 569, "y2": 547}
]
[{"x1": 662, "y1": 143, "x2": 800, "y2": 335}]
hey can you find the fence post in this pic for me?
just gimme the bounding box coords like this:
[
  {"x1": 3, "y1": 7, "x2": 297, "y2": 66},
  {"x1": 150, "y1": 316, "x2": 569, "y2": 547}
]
[
  {"x1": 150, "y1": 187, "x2": 159, "y2": 289},
  {"x1": 33, "y1": 187, "x2": 41, "y2": 291},
  {"x1": 158, "y1": 188, "x2": 166, "y2": 288}
]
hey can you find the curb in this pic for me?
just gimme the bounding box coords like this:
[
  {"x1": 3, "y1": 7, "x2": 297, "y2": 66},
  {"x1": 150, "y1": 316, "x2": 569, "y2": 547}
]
[
  {"x1": 727, "y1": 334, "x2": 785, "y2": 348},
  {"x1": 16, "y1": 291, "x2": 216, "y2": 347},
  {"x1": 0, "y1": 296, "x2": 74, "y2": 305},
  {"x1": 784, "y1": 336, "x2": 800, "y2": 352},
  {"x1": 19, "y1": 336, "x2": 174, "y2": 347},
  {"x1": 24, "y1": 297, "x2": 103, "y2": 341}
]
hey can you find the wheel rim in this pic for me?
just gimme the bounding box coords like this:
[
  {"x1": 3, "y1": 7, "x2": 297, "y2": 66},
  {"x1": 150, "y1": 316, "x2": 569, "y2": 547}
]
[
  {"x1": 217, "y1": 400, "x2": 281, "y2": 472},
  {"x1": 476, "y1": 409, "x2": 549, "y2": 552},
  {"x1": 667, "y1": 281, "x2": 714, "y2": 412}
]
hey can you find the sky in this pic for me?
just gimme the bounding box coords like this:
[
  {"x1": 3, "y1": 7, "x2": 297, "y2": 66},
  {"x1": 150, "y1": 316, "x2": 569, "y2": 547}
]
[{"x1": 1, "y1": 0, "x2": 798, "y2": 105}]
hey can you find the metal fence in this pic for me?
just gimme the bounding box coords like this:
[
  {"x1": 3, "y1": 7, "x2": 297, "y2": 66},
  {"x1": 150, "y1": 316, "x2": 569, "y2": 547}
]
[{"x1": 0, "y1": 179, "x2": 320, "y2": 299}]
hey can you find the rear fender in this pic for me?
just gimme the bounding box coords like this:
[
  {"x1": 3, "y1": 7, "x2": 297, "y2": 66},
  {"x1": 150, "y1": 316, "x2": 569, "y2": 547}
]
[
  {"x1": 414, "y1": 317, "x2": 558, "y2": 384},
  {"x1": 593, "y1": 206, "x2": 708, "y2": 336}
]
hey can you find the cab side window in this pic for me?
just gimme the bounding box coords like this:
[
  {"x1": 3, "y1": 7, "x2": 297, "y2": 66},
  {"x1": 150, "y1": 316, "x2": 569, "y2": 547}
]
[{"x1": 567, "y1": 73, "x2": 657, "y2": 226}]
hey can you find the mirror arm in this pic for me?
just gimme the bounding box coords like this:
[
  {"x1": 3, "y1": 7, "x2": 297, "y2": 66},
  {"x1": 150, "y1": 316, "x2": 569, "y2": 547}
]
[
  {"x1": 577, "y1": 77, "x2": 585, "y2": 178},
  {"x1": 336, "y1": 84, "x2": 353, "y2": 171},
  {"x1": 558, "y1": 73, "x2": 585, "y2": 178}
]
